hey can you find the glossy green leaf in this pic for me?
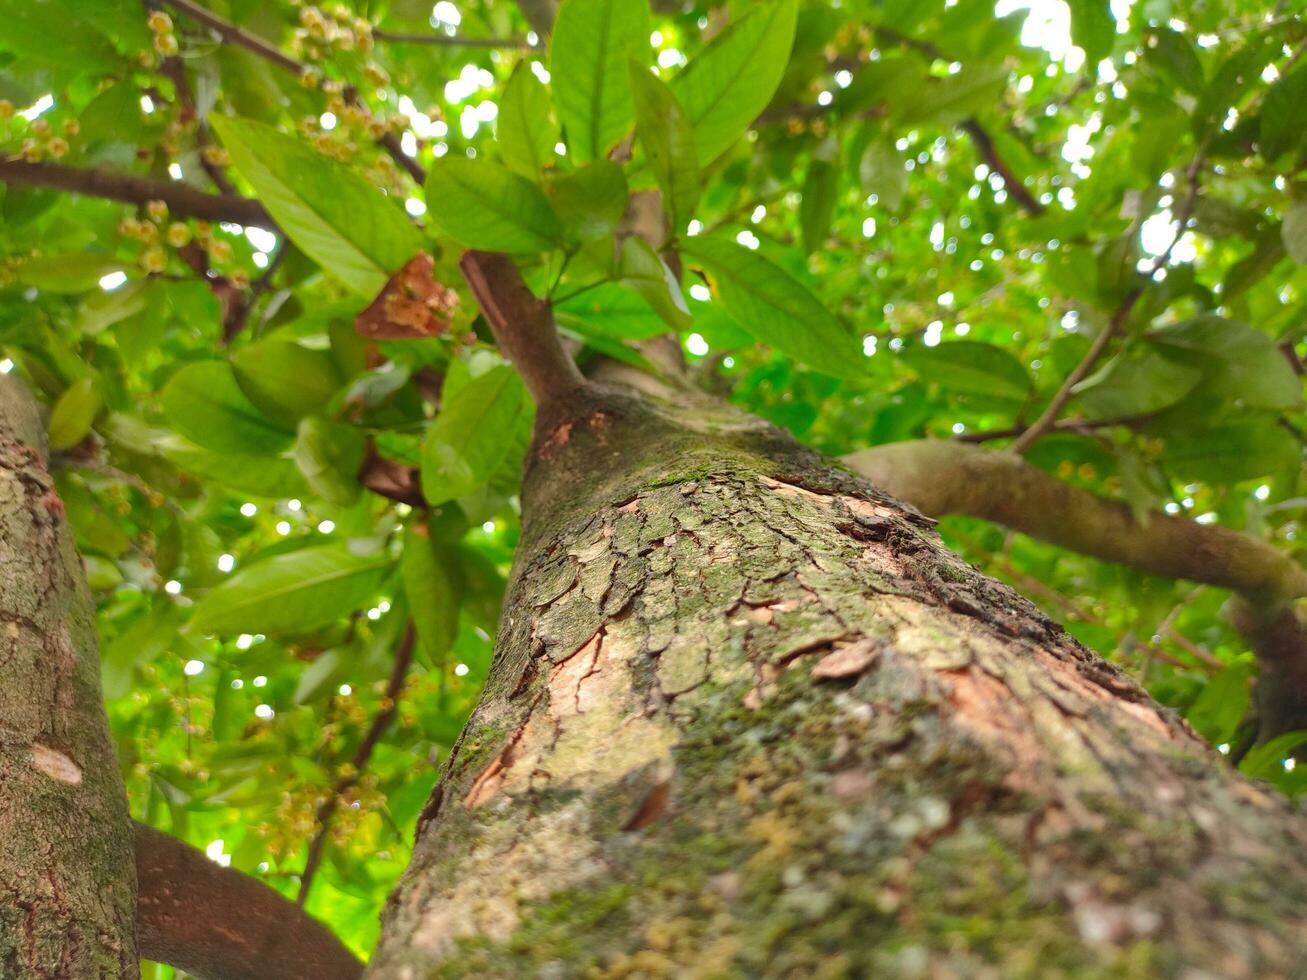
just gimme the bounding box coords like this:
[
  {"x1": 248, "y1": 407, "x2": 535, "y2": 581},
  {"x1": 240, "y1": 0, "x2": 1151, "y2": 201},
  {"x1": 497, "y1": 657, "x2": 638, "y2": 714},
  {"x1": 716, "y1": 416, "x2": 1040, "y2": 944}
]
[
  {"x1": 1066, "y1": 0, "x2": 1114, "y2": 66},
  {"x1": 1283, "y1": 200, "x2": 1307, "y2": 265},
  {"x1": 210, "y1": 116, "x2": 422, "y2": 296},
  {"x1": 902, "y1": 341, "x2": 1032, "y2": 402},
  {"x1": 858, "y1": 139, "x2": 908, "y2": 211},
  {"x1": 555, "y1": 282, "x2": 670, "y2": 339},
  {"x1": 681, "y1": 235, "x2": 858, "y2": 379},
  {"x1": 425, "y1": 156, "x2": 563, "y2": 252},
  {"x1": 800, "y1": 148, "x2": 840, "y2": 255},
  {"x1": 232, "y1": 341, "x2": 344, "y2": 429},
  {"x1": 401, "y1": 522, "x2": 462, "y2": 666},
  {"x1": 498, "y1": 61, "x2": 556, "y2": 178},
  {"x1": 550, "y1": 0, "x2": 651, "y2": 162},
  {"x1": 421, "y1": 365, "x2": 530, "y2": 505},
  {"x1": 1162, "y1": 420, "x2": 1298, "y2": 483},
  {"x1": 192, "y1": 545, "x2": 395, "y2": 635},
  {"x1": 619, "y1": 238, "x2": 691, "y2": 330},
  {"x1": 1186, "y1": 660, "x2": 1253, "y2": 744},
  {"x1": 671, "y1": 0, "x2": 798, "y2": 163},
  {"x1": 161, "y1": 361, "x2": 292, "y2": 455},
  {"x1": 294, "y1": 416, "x2": 365, "y2": 506},
  {"x1": 629, "y1": 64, "x2": 700, "y2": 232},
  {"x1": 47, "y1": 377, "x2": 100, "y2": 451},
  {"x1": 1259, "y1": 65, "x2": 1307, "y2": 161},
  {"x1": 548, "y1": 161, "x2": 629, "y2": 243},
  {"x1": 1073, "y1": 353, "x2": 1201, "y2": 419},
  {"x1": 18, "y1": 254, "x2": 126, "y2": 293},
  {"x1": 1149, "y1": 315, "x2": 1302, "y2": 411}
]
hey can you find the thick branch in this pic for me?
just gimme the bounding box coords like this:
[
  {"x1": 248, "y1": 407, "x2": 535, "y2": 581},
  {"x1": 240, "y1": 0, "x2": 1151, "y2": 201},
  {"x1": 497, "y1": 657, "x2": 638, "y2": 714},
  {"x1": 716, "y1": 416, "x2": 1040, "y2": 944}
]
[
  {"x1": 459, "y1": 250, "x2": 588, "y2": 407},
  {"x1": 0, "y1": 160, "x2": 274, "y2": 228},
  {"x1": 135, "y1": 822, "x2": 362, "y2": 980},
  {"x1": 1227, "y1": 600, "x2": 1307, "y2": 752},
  {"x1": 298, "y1": 625, "x2": 416, "y2": 905},
  {"x1": 845, "y1": 439, "x2": 1307, "y2": 604}
]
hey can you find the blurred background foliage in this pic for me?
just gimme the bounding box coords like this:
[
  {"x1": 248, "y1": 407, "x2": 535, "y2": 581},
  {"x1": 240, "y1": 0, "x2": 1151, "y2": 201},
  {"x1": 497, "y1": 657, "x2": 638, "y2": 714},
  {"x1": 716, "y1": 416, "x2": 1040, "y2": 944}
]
[{"x1": 0, "y1": 0, "x2": 1304, "y2": 964}]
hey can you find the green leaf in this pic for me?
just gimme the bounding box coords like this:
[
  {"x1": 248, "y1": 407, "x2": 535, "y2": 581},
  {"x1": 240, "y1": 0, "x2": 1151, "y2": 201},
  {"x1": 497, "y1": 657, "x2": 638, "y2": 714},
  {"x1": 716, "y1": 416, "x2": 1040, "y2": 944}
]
[
  {"x1": 47, "y1": 377, "x2": 100, "y2": 451},
  {"x1": 497, "y1": 61, "x2": 556, "y2": 178},
  {"x1": 1259, "y1": 65, "x2": 1307, "y2": 161},
  {"x1": 294, "y1": 416, "x2": 365, "y2": 506},
  {"x1": 680, "y1": 235, "x2": 858, "y2": 379},
  {"x1": 1073, "y1": 353, "x2": 1201, "y2": 419},
  {"x1": 421, "y1": 365, "x2": 530, "y2": 505},
  {"x1": 1222, "y1": 230, "x2": 1286, "y2": 299},
  {"x1": 898, "y1": 63, "x2": 1008, "y2": 127},
  {"x1": 1148, "y1": 28, "x2": 1204, "y2": 93},
  {"x1": 1282, "y1": 200, "x2": 1307, "y2": 265},
  {"x1": 1163, "y1": 420, "x2": 1298, "y2": 483},
  {"x1": 628, "y1": 64, "x2": 700, "y2": 232},
  {"x1": 1239, "y1": 730, "x2": 1307, "y2": 779},
  {"x1": 901, "y1": 341, "x2": 1032, "y2": 402},
  {"x1": 1149, "y1": 316, "x2": 1302, "y2": 411},
  {"x1": 232, "y1": 340, "x2": 344, "y2": 429},
  {"x1": 1187, "y1": 660, "x2": 1253, "y2": 744},
  {"x1": 401, "y1": 522, "x2": 462, "y2": 666},
  {"x1": 547, "y1": 161, "x2": 629, "y2": 243},
  {"x1": 167, "y1": 447, "x2": 309, "y2": 499},
  {"x1": 800, "y1": 145, "x2": 840, "y2": 255},
  {"x1": 550, "y1": 0, "x2": 651, "y2": 162},
  {"x1": 103, "y1": 603, "x2": 188, "y2": 699},
  {"x1": 193, "y1": 545, "x2": 395, "y2": 635},
  {"x1": 671, "y1": 0, "x2": 799, "y2": 164},
  {"x1": 858, "y1": 138, "x2": 907, "y2": 212},
  {"x1": 161, "y1": 361, "x2": 292, "y2": 456},
  {"x1": 209, "y1": 116, "x2": 422, "y2": 296},
  {"x1": 619, "y1": 238, "x2": 691, "y2": 330},
  {"x1": 1066, "y1": 0, "x2": 1114, "y2": 66},
  {"x1": 555, "y1": 281, "x2": 669, "y2": 339},
  {"x1": 425, "y1": 156, "x2": 563, "y2": 253},
  {"x1": 18, "y1": 254, "x2": 126, "y2": 293}
]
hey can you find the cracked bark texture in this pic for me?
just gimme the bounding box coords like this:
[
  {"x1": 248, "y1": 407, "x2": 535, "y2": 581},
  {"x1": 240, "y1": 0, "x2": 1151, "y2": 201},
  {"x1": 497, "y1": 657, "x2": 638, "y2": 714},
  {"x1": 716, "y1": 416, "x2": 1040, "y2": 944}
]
[
  {"x1": 370, "y1": 385, "x2": 1307, "y2": 978},
  {"x1": 0, "y1": 380, "x2": 137, "y2": 977}
]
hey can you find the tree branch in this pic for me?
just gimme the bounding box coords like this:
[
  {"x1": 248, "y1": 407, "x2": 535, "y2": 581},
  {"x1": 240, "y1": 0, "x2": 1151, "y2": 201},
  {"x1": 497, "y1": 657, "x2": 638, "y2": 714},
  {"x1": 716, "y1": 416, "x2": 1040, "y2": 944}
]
[
  {"x1": 958, "y1": 119, "x2": 1045, "y2": 215},
  {"x1": 0, "y1": 160, "x2": 274, "y2": 228},
  {"x1": 845, "y1": 440, "x2": 1307, "y2": 603},
  {"x1": 135, "y1": 822, "x2": 363, "y2": 980},
  {"x1": 459, "y1": 250, "x2": 588, "y2": 407},
  {"x1": 298, "y1": 624, "x2": 416, "y2": 905}
]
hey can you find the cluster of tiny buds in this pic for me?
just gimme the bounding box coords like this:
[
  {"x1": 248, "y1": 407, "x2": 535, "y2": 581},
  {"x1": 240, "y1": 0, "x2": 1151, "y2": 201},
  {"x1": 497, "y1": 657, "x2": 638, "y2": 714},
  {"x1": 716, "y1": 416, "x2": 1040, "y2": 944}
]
[
  {"x1": 146, "y1": 9, "x2": 179, "y2": 64},
  {"x1": 119, "y1": 204, "x2": 245, "y2": 281},
  {"x1": 1, "y1": 103, "x2": 78, "y2": 161},
  {"x1": 291, "y1": 4, "x2": 376, "y2": 59}
]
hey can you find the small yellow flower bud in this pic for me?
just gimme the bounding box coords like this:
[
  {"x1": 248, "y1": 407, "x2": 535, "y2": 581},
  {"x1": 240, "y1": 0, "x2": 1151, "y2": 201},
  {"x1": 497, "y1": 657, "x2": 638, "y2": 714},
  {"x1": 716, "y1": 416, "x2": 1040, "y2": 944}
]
[
  {"x1": 322, "y1": 79, "x2": 343, "y2": 95},
  {"x1": 208, "y1": 239, "x2": 232, "y2": 262},
  {"x1": 148, "y1": 10, "x2": 172, "y2": 33},
  {"x1": 141, "y1": 246, "x2": 167, "y2": 273},
  {"x1": 45, "y1": 137, "x2": 68, "y2": 158},
  {"x1": 62, "y1": 118, "x2": 79, "y2": 135},
  {"x1": 202, "y1": 145, "x2": 230, "y2": 166},
  {"x1": 363, "y1": 63, "x2": 388, "y2": 87},
  {"x1": 146, "y1": 199, "x2": 168, "y2": 221},
  {"x1": 300, "y1": 67, "x2": 322, "y2": 89},
  {"x1": 21, "y1": 139, "x2": 42, "y2": 161},
  {"x1": 0, "y1": 100, "x2": 14, "y2": 119},
  {"x1": 154, "y1": 33, "x2": 179, "y2": 56},
  {"x1": 30, "y1": 118, "x2": 49, "y2": 135},
  {"x1": 137, "y1": 50, "x2": 158, "y2": 68},
  {"x1": 166, "y1": 222, "x2": 192, "y2": 247},
  {"x1": 230, "y1": 269, "x2": 250, "y2": 288}
]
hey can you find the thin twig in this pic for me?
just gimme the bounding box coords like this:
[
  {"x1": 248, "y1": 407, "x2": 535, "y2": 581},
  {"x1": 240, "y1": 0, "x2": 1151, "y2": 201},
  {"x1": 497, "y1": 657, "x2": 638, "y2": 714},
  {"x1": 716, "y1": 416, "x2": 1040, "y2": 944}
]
[
  {"x1": 297, "y1": 625, "x2": 416, "y2": 906},
  {"x1": 0, "y1": 160, "x2": 274, "y2": 227},
  {"x1": 959, "y1": 119, "x2": 1045, "y2": 215},
  {"x1": 373, "y1": 29, "x2": 536, "y2": 49},
  {"x1": 955, "y1": 411, "x2": 1159, "y2": 443},
  {"x1": 1010, "y1": 148, "x2": 1206, "y2": 455}
]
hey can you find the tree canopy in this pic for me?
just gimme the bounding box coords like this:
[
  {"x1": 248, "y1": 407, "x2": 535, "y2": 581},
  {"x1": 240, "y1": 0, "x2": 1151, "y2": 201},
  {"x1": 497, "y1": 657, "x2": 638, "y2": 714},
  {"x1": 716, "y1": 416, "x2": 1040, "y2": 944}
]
[{"x1": 0, "y1": 0, "x2": 1304, "y2": 966}]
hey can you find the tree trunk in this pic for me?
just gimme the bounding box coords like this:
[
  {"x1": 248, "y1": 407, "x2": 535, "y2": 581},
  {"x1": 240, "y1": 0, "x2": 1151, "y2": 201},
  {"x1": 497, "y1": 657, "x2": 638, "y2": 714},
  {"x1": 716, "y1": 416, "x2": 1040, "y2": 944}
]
[
  {"x1": 371, "y1": 385, "x2": 1307, "y2": 978},
  {"x1": 0, "y1": 380, "x2": 137, "y2": 978}
]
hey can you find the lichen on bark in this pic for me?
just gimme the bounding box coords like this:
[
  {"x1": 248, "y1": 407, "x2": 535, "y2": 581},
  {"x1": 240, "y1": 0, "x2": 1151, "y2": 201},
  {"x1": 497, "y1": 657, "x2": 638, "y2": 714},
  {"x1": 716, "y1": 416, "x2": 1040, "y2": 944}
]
[
  {"x1": 370, "y1": 385, "x2": 1307, "y2": 979},
  {"x1": 0, "y1": 380, "x2": 137, "y2": 978}
]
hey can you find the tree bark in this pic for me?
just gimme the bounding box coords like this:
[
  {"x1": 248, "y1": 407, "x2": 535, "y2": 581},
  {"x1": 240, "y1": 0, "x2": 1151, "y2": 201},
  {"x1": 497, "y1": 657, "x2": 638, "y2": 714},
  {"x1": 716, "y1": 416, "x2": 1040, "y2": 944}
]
[
  {"x1": 370, "y1": 384, "x2": 1307, "y2": 977},
  {"x1": 0, "y1": 379, "x2": 137, "y2": 977}
]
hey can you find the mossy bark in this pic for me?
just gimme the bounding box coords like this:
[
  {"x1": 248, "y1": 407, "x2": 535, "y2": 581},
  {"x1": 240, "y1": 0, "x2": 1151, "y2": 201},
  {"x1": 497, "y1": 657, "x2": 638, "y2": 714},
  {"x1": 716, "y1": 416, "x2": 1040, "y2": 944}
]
[
  {"x1": 371, "y1": 385, "x2": 1307, "y2": 979},
  {"x1": 0, "y1": 381, "x2": 137, "y2": 978}
]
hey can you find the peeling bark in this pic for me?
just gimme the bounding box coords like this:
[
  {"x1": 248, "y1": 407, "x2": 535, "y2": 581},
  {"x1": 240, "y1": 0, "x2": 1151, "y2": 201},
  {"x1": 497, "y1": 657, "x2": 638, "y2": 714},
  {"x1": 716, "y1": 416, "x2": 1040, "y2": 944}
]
[
  {"x1": 0, "y1": 379, "x2": 137, "y2": 977},
  {"x1": 371, "y1": 387, "x2": 1307, "y2": 978}
]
